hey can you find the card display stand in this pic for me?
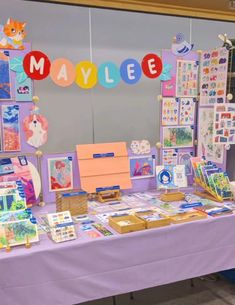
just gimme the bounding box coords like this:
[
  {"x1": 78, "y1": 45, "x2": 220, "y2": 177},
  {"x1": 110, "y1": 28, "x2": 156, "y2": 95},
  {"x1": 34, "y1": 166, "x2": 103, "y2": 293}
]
[
  {"x1": 160, "y1": 191, "x2": 185, "y2": 202},
  {"x1": 109, "y1": 215, "x2": 145, "y2": 234},
  {"x1": 194, "y1": 178, "x2": 223, "y2": 203},
  {"x1": 96, "y1": 189, "x2": 121, "y2": 203},
  {"x1": 56, "y1": 190, "x2": 88, "y2": 216}
]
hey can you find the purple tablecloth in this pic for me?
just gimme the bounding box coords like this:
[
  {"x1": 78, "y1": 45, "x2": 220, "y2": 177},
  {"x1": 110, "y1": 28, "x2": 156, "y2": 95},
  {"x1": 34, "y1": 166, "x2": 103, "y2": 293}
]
[{"x1": 1, "y1": 204, "x2": 235, "y2": 305}]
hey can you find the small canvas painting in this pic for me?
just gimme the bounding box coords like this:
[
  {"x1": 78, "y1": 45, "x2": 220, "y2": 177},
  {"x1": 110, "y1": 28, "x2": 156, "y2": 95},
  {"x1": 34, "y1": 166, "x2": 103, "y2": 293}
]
[
  {"x1": 48, "y1": 157, "x2": 73, "y2": 192},
  {"x1": 130, "y1": 155, "x2": 155, "y2": 179},
  {"x1": 0, "y1": 51, "x2": 11, "y2": 100},
  {"x1": 0, "y1": 219, "x2": 38, "y2": 248},
  {"x1": 2, "y1": 105, "x2": 20, "y2": 151},
  {"x1": 163, "y1": 126, "x2": 194, "y2": 148}
]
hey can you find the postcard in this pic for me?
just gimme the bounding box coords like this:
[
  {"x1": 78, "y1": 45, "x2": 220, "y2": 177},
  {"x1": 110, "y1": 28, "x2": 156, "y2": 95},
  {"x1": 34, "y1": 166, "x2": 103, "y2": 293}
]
[
  {"x1": 0, "y1": 219, "x2": 39, "y2": 247},
  {"x1": 0, "y1": 51, "x2": 11, "y2": 100},
  {"x1": 2, "y1": 105, "x2": 20, "y2": 151},
  {"x1": 179, "y1": 98, "x2": 195, "y2": 125},
  {"x1": 48, "y1": 156, "x2": 73, "y2": 192},
  {"x1": 163, "y1": 126, "x2": 194, "y2": 148},
  {"x1": 176, "y1": 60, "x2": 198, "y2": 97}
]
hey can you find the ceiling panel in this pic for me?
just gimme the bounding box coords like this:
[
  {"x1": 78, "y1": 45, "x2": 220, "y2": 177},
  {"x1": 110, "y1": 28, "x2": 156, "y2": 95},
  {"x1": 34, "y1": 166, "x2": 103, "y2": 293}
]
[{"x1": 39, "y1": 0, "x2": 235, "y2": 21}]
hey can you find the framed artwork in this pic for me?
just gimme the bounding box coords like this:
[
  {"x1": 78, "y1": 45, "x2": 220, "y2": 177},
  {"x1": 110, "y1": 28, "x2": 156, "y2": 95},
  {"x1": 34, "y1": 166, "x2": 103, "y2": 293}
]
[
  {"x1": 130, "y1": 155, "x2": 155, "y2": 179},
  {"x1": 179, "y1": 151, "x2": 193, "y2": 175},
  {"x1": 176, "y1": 60, "x2": 198, "y2": 97},
  {"x1": 200, "y1": 47, "x2": 228, "y2": 105},
  {"x1": 0, "y1": 51, "x2": 11, "y2": 100},
  {"x1": 197, "y1": 107, "x2": 224, "y2": 163},
  {"x1": 163, "y1": 126, "x2": 194, "y2": 148},
  {"x1": 48, "y1": 156, "x2": 73, "y2": 192},
  {"x1": 179, "y1": 98, "x2": 195, "y2": 125},
  {"x1": 2, "y1": 105, "x2": 20, "y2": 151},
  {"x1": 213, "y1": 103, "x2": 235, "y2": 144},
  {"x1": 161, "y1": 98, "x2": 179, "y2": 126}
]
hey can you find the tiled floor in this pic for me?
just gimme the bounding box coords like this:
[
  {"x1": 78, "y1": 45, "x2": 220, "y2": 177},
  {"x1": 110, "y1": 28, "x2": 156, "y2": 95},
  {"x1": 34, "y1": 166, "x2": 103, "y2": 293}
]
[{"x1": 79, "y1": 276, "x2": 235, "y2": 305}]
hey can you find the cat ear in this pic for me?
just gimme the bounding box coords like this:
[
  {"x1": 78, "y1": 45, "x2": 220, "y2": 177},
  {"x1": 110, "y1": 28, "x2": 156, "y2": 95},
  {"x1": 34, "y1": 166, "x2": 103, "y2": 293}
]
[
  {"x1": 7, "y1": 18, "x2": 12, "y2": 25},
  {"x1": 22, "y1": 22, "x2": 26, "y2": 28}
]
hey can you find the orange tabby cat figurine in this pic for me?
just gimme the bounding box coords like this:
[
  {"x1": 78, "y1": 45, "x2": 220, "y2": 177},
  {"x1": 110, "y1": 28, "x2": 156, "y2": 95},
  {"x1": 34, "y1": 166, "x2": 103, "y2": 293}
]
[{"x1": 0, "y1": 18, "x2": 26, "y2": 50}]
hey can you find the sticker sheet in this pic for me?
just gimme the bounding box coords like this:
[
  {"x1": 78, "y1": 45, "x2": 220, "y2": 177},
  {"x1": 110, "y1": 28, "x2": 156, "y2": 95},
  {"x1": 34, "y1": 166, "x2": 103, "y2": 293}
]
[
  {"x1": 15, "y1": 77, "x2": 32, "y2": 102},
  {"x1": 176, "y1": 60, "x2": 198, "y2": 97},
  {"x1": 197, "y1": 107, "x2": 224, "y2": 163},
  {"x1": 179, "y1": 98, "x2": 195, "y2": 125},
  {"x1": 213, "y1": 103, "x2": 235, "y2": 144},
  {"x1": 163, "y1": 126, "x2": 194, "y2": 148},
  {"x1": 48, "y1": 157, "x2": 73, "y2": 192},
  {"x1": 130, "y1": 155, "x2": 155, "y2": 179},
  {"x1": 161, "y1": 98, "x2": 179, "y2": 126},
  {"x1": 162, "y1": 149, "x2": 178, "y2": 166},
  {"x1": 2, "y1": 105, "x2": 20, "y2": 151},
  {"x1": 0, "y1": 51, "x2": 11, "y2": 100},
  {"x1": 200, "y1": 47, "x2": 228, "y2": 105}
]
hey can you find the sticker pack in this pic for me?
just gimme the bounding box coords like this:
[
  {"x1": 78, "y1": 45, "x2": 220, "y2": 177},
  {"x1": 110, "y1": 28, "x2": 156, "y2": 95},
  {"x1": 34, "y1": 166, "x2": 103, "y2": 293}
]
[{"x1": 176, "y1": 60, "x2": 198, "y2": 97}]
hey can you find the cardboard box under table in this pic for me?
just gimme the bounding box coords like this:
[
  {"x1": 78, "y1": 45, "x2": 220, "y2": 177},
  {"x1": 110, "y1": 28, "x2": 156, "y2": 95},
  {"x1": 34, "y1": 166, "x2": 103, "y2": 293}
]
[{"x1": 56, "y1": 190, "x2": 88, "y2": 216}]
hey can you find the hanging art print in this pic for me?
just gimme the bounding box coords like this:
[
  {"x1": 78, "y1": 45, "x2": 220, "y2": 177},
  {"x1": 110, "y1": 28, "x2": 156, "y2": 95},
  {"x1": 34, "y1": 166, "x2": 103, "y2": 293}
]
[
  {"x1": 200, "y1": 47, "x2": 228, "y2": 105},
  {"x1": 48, "y1": 157, "x2": 73, "y2": 192},
  {"x1": 176, "y1": 60, "x2": 198, "y2": 97},
  {"x1": 162, "y1": 149, "x2": 178, "y2": 166},
  {"x1": 213, "y1": 103, "x2": 235, "y2": 144},
  {"x1": 179, "y1": 151, "x2": 193, "y2": 175},
  {"x1": 2, "y1": 105, "x2": 20, "y2": 151},
  {"x1": 0, "y1": 51, "x2": 11, "y2": 100},
  {"x1": 197, "y1": 107, "x2": 224, "y2": 163},
  {"x1": 161, "y1": 98, "x2": 179, "y2": 126}
]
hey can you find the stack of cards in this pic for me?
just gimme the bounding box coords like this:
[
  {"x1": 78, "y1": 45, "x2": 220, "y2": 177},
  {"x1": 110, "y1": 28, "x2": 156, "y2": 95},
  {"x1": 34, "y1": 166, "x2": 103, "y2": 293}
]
[{"x1": 47, "y1": 211, "x2": 77, "y2": 243}]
